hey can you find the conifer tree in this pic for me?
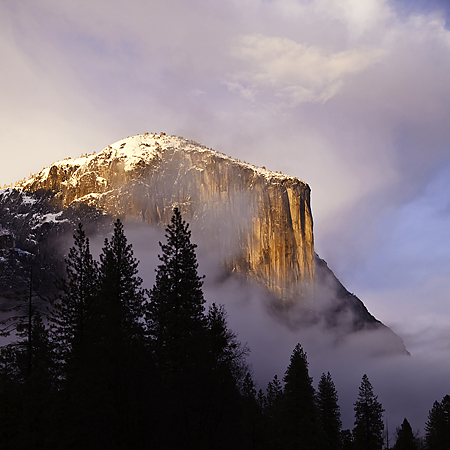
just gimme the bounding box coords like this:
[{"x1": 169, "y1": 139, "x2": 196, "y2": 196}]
[
  {"x1": 147, "y1": 207, "x2": 206, "y2": 372},
  {"x1": 394, "y1": 418, "x2": 418, "y2": 450},
  {"x1": 51, "y1": 223, "x2": 98, "y2": 374},
  {"x1": 281, "y1": 343, "x2": 319, "y2": 450},
  {"x1": 317, "y1": 371, "x2": 342, "y2": 450},
  {"x1": 83, "y1": 218, "x2": 146, "y2": 450},
  {"x1": 97, "y1": 218, "x2": 145, "y2": 343},
  {"x1": 240, "y1": 372, "x2": 260, "y2": 448},
  {"x1": 146, "y1": 208, "x2": 211, "y2": 449},
  {"x1": 264, "y1": 374, "x2": 283, "y2": 420},
  {"x1": 261, "y1": 374, "x2": 284, "y2": 449},
  {"x1": 425, "y1": 395, "x2": 450, "y2": 450},
  {"x1": 206, "y1": 302, "x2": 249, "y2": 383},
  {"x1": 353, "y1": 374, "x2": 384, "y2": 450}
]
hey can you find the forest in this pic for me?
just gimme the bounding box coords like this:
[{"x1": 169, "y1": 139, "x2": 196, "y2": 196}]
[{"x1": 0, "y1": 208, "x2": 448, "y2": 450}]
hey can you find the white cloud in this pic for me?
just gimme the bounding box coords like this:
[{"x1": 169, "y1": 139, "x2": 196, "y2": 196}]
[{"x1": 230, "y1": 34, "x2": 386, "y2": 104}]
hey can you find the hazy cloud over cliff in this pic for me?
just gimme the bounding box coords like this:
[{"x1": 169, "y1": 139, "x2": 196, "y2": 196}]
[{"x1": 1, "y1": 0, "x2": 450, "y2": 433}]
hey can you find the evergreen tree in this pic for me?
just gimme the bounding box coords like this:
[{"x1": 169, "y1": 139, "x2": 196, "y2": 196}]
[
  {"x1": 146, "y1": 209, "x2": 252, "y2": 449},
  {"x1": 94, "y1": 218, "x2": 146, "y2": 450},
  {"x1": 261, "y1": 374, "x2": 284, "y2": 449},
  {"x1": 146, "y1": 208, "x2": 211, "y2": 449},
  {"x1": 49, "y1": 224, "x2": 103, "y2": 449},
  {"x1": 241, "y1": 372, "x2": 262, "y2": 450},
  {"x1": 317, "y1": 371, "x2": 342, "y2": 450},
  {"x1": 281, "y1": 343, "x2": 319, "y2": 450},
  {"x1": 51, "y1": 223, "x2": 98, "y2": 377},
  {"x1": 425, "y1": 395, "x2": 450, "y2": 450},
  {"x1": 147, "y1": 207, "x2": 207, "y2": 373},
  {"x1": 206, "y1": 302, "x2": 249, "y2": 384},
  {"x1": 394, "y1": 418, "x2": 418, "y2": 450},
  {"x1": 353, "y1": 374, "x2": 384, "y2": 450},
  {"x1": 97, "y1": 218, "x2": 145, "y2": 343}
]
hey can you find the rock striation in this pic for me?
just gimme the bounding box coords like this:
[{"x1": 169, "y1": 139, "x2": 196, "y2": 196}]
[{"x1": 21, "y1": 133, "x2": 315, "y2": 302}]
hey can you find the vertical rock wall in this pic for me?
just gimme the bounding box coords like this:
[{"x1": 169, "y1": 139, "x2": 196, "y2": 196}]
[{"x1": 22, "y1": 135, "x2": 315, "y2": 302}]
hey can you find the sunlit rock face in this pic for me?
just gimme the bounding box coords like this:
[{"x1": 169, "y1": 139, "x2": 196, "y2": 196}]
[{"x1": 22, "y1": 133, "x2": 315, "y2": 302}]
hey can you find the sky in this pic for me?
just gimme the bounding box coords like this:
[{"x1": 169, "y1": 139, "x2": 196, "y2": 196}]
[{"x1": 1, "y1": 0, "x2": 450, "y2": 435}]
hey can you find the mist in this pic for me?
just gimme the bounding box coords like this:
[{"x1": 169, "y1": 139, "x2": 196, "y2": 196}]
[{"x1": 116, "y1": 219, "x2": 449, "y2": 437}]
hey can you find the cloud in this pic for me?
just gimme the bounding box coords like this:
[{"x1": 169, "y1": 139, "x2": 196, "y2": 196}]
[{"x1": 229, "y1": 34, "x2": 386, "y2": 104}]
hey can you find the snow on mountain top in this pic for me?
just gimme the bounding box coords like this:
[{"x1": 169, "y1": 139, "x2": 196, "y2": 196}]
[
  {"x1": 17, "y1": 133, "x2": 304, "y2": 189},
  {"x1": 107, "y1": 133, "x2": 302, "y2": 183}
]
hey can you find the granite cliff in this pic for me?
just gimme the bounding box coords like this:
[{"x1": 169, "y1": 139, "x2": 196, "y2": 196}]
[
  {"x1": 20, "y1": 133, "x2": 314, "y2": 302},
  {"x1": 0, "y1": 133, "x2": 407, "y2": 354}
]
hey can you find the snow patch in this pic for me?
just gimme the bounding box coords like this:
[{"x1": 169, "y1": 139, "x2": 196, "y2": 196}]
[
  {"x1": 31, "y1": 211, "x2": 68, "y2": 229},
  {"x1": 21, "y1": 194, "x2": 37, "y2": 205}
]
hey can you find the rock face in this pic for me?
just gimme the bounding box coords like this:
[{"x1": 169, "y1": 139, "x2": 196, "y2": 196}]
[
  {"x1": 21, "y1": 133, "x2": 315, "y2": 302},
  {"x1": 1, "y1": 132, "x2": 409, "y2": 355}
]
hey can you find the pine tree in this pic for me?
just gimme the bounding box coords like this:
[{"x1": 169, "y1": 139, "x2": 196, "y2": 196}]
[
  {"x1": 353, "y1": 374, "x2": 384, "y2": 450},
  {"x1": 425, "y1": 395, "x2": 450, "y2": 450},
  {"x1": 147, "y1": 207, "x2": 207, "y2": 373},
  {"x1": 394, "y1": 418, "x2": 418, "y2": 450},
  {"x1": 281, "y1": 343, "x2": 319, "y2": 450},
  {"x1": 146, "y1": 208, "x2": 210, "y2": 449},
  {"x1": 206, "y1": 302, "x2": 249, "y2": 384},
  {"x1": 261, "y1": 374, "x2": 284, "y2": 449},
  {"x1": 97, "y1": 218, "x2": 145, "y2": 343},
  {"x1": 240, "y1": 372, "x2": 262, "y2": 450},
  {"x1": 51, "y1": 223, "x2": 98, "y2": 376},
  {"x1": 49, "y1": 224, "x2": 102, "y2": 448},
  {"x1": 317, "y1": 372, "x2": 342, "y2": 450},
  {"x1": 94, "y1": 218, "x2": 146, "y2": 449}
]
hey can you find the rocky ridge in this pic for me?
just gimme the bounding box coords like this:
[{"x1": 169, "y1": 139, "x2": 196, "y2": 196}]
[
  {"x1": 19, "y1": 133, "x2": 315, "y2": 301},
  {"x1": 0, "y1": 133, "x2": 408, "y2": 354}
]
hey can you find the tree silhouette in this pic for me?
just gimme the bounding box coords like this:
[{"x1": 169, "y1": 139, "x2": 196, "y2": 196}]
[
  {"x1": 281, "y1": 343, "x2": 319, "y2": 450},
  {"x1": 261, "y1": 374, "x2": 284, "y2": 449},
  {"x1": 51, "y1": 223, "x2": 98, "y2": 378},
  {"x1": 394, "y1": 418, "x2": 418, "y2": 450},
  {"x1": 317, "y1": 371, "x2": 342, "y2": 450},
  {"x1": 97, "y1": 218, "x2": 145, "y2": 343},
  {"x1": 425, "y1": 395, "x2": 450, "y2": 450},
  {"x1": 147, "y1": 207, "x2": 206, "y2": 373},
  {"x1": 353, "y1": 374, "x2": 384, "y2": 450}
]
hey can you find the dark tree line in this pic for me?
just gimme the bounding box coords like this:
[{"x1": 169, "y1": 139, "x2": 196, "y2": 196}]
[{"x1": 0, "y1": 208, "x2": 448, "y2": 449}]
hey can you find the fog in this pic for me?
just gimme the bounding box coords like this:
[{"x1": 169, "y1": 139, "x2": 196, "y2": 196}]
[{"x1": 116, "y1": 219, "x2": 450, "y2": 436}]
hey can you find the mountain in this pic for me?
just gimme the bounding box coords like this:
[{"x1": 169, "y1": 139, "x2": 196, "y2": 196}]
[{"x1": 0, "y1": 133, "x2": 407, "y2": 354}]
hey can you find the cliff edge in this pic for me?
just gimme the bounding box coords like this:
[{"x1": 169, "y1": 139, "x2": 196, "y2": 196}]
[{"x1": 21, "y1": 133, "x2": 314, "y2": 302}]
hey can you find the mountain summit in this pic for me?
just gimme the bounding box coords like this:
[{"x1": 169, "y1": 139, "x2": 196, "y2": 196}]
[
  {"x1": 1, "y1": 133, "x2": 407, "y2": 355},
  {"x1": 21, "y1": 133, "x2": 315, "y2": 302}
]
